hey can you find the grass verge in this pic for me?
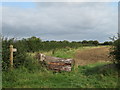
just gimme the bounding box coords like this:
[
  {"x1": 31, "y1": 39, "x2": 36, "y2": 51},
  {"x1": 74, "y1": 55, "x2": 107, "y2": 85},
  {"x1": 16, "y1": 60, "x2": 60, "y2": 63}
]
[{"x1": 2, "y1": 62, "x2": 118, "y2": 88}]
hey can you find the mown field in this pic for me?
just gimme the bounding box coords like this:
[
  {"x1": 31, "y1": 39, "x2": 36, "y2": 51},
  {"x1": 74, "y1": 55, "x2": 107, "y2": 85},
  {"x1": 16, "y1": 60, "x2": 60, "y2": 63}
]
[{"x1": 2, "y1": 46, "x2": 119, "y2": 88}]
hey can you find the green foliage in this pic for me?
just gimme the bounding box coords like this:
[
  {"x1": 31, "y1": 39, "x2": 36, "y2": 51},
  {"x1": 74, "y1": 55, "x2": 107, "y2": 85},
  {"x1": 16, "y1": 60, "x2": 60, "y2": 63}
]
[
  {"x1": 2, "y1": 36, "x2": 100, "y2": 70},
  {"x1": 110, "y1": 37, "x2": 120, "y2": 66},
  {"x1": 2, "y1": 37, "x2": 118, "y2": 88},
  {"x1": 2, "y1": 38, "x2": 14, "y2": 70},
  {"x1": 2, "y1": 62, "x2": 118, "y2": 88},
  {"x1": 22, "y1": 56, "x2": 47, "y2": 73},
  {"x1": 24, "y1": 36, "x2": 42, "y2": 52},
  {"x1": 51, "y1": 48, "x2": 76, "y2": 59},
  {"x1": 102, "y1": 41, "x2": 113, "y2": 45},
  {"x1": 2, "y1": 38, "x2": 28, "y2": 70},
  {"x1": 82, "y1": 40, "x2": 101, "y2": 46},
  {"x1": 92, "y1": 40, "x2": 99, "y2": 46}
]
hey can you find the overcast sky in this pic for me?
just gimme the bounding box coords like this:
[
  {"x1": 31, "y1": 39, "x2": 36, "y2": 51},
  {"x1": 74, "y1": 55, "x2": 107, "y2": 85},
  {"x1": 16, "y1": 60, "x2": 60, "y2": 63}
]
[{"x1": 1, "y1": 2, "x2": 118, "y2": 42}]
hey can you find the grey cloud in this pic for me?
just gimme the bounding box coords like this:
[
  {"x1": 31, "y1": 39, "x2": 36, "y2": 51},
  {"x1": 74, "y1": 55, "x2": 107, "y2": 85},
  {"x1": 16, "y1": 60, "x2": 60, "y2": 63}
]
[{"x1": 2, "y1": 2, "x2": 118, "y2": 42}]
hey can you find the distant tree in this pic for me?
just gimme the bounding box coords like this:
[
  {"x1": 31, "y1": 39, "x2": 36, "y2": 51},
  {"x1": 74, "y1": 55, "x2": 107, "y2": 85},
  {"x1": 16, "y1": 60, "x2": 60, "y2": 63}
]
[
  {"x1": 77, "y1": 41, "x2": 82, "y2": 44},
  {"x1": 27, "y1": 36, "x2": 42, "y2": 42},
  {"x1": 71, "y1": 41, "x2": 76, "y2": 43},
  {"x1": 63, "y1": 40, "x2": 69, "y2": 43},
  {"x1": 103, "y1": 41, "x2": 113, "y2": 45},
  {"x1": 82, "y1": 40, "x2": 88, "y2": 44},
  {"x1": 88, "y1": 40, "x2": 94, "y2": 44},
  {"x1": 92, "y1": 40, "x2": 99, "y2": 46}
]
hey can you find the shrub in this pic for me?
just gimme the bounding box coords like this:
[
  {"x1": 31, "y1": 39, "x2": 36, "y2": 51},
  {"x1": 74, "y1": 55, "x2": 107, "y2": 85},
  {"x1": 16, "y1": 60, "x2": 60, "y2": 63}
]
[
  {"x1": 110, "y1": 36, "x2": 120, "y2": 68},
  {"x1": 2, "y1": 37, "x2": 47, "y2": 72},
  {"x1": 2, "y1": 38, "x2": 14, "y2": 70},
  {"x1": 2, "y1": 38, "x2": 27, "y2": 70}
]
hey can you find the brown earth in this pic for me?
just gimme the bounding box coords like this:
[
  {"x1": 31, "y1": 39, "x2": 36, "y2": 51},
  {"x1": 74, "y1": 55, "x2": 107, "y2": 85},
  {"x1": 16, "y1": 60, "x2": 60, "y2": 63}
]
[{"x1": 74, "y1": 46, "x2": 112, "y2": 66}]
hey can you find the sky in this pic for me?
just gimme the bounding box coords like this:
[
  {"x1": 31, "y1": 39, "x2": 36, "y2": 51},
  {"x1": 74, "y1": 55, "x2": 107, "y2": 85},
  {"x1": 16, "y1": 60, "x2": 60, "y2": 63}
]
[{"x1": 1, "y1": 2, "x2": 118, "y2": 42}]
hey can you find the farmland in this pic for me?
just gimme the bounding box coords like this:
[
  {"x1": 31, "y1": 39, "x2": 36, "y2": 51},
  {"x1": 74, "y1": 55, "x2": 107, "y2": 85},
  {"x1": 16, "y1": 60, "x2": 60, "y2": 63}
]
[
  {"x1": 2, "y1": 2, "x2": 119, "y2": 89},
  {"x1": 2, "y1": 46, "x2": 119, "y2": 88}
]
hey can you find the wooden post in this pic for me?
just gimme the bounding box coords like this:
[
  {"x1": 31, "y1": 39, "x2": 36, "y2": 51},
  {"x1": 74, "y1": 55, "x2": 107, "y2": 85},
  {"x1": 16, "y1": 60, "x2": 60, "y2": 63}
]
[
  {"x1": 10, "y1": 45, "x2": 13, "y2": 69},
  {"x1": 9, "y1": 45, "x2": 17, "y2": 69}
]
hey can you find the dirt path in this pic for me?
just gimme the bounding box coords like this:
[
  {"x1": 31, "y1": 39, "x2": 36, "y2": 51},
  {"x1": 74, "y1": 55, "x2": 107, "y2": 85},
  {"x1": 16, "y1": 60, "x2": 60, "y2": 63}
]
[{"x1": 74, "y1": 46, "x2": 111, "y2": 66}]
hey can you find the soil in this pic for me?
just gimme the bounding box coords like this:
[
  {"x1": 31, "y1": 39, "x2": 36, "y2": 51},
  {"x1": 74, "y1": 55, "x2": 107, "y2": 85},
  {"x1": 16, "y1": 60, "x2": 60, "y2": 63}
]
[{"x1": 74, "y1": 46, "x2": 112, "y2": 66}]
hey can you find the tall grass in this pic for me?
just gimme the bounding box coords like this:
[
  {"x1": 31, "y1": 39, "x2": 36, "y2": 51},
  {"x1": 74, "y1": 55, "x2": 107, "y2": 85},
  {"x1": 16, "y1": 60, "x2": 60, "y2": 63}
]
[{"x1": 2, "y1": 62, "x2": 118, "y2": 88}]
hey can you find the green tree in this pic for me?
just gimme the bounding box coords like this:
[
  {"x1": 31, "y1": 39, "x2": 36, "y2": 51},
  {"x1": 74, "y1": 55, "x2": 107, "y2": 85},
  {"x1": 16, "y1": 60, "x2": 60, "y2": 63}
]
[
  {"x1": 102, "y1": 41, "x2": 113, "y2": 45},
  {"x1": 26, "y1": 36, "x2": 42, "y2": 52},
  {"x1": 82, "y1": 40, "x2": 88, "y2": 44},
  {"x1": 92, "y1": 40, "x2": 99, "y2": 46}
]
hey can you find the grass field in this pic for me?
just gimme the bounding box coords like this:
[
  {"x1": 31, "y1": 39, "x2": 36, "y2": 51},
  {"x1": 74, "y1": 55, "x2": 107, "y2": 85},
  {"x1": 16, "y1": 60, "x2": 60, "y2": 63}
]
[{"x1": 2, "y1": 46, "x2": 119, "y2": 88}]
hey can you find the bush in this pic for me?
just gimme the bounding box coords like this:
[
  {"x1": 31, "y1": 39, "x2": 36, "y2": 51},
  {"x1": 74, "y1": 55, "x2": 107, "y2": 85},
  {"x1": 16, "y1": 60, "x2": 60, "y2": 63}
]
[
  {"x1": 2, "y1": 37, "x2": 47, "y2": 72},
  {"x1": 22, "y1": 56, "x2": 47, "y2": 73},
  {"x1": 110, "y1": 36, "x2": 120, "y2": 68},
  {"x1": 2, "y1": 38, "x2": 27, "y2": 70},
  {"x1": 2, "y1": 38, "x2": 14, "y2": 70}
]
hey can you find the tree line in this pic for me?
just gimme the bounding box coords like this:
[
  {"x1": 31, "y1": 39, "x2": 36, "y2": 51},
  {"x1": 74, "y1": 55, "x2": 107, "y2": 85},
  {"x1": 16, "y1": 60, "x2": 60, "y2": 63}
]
[{"x1": 3, "y1": 36, "x2": 113, "y2": 52}]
